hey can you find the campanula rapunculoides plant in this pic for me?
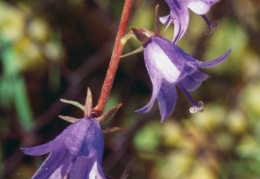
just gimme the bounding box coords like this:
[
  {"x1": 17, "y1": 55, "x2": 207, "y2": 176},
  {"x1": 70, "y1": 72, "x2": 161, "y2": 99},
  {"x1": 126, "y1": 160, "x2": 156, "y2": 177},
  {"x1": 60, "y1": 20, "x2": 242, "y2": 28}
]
[
  {"x1": 131, "y1": 24, "x2": 231, "y2": 122},
  {"x1": 160, "y1": 0, "x2": 219, "y2": 43},
  {"x1": 18, "y1": 0, "x2": 232, "y2": 178}
]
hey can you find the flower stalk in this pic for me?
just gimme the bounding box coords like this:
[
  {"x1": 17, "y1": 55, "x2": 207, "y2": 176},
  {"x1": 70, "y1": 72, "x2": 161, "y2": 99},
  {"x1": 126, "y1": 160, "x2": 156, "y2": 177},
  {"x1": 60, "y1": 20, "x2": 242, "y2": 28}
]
[{"x1": 94, "y1": 0, "x2": 134, "y2": 115}]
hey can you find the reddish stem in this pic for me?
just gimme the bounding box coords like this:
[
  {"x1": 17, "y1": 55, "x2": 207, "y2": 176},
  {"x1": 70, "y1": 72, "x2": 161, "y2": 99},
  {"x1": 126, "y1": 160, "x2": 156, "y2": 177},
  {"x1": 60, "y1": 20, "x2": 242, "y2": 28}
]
[{"x1": 94, "y1": 0, "x2": 134, "y2": 115}]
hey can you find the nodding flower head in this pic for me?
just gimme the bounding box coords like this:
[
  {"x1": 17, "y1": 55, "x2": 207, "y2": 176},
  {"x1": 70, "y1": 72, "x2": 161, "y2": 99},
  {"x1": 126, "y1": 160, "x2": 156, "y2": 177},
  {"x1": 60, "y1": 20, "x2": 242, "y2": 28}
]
[
  {"x1": 131, "y1": 28, "x2": 231, "y2": 122},
  {"x1": 21, "y1": 88, "x2": 122, "y2": 179},
  {"x1": 21, "y1": 117, "x2": 106, "y2": 179},
  {"x1": 160, "y1": 0, "x2": 219, "y2": 43}
]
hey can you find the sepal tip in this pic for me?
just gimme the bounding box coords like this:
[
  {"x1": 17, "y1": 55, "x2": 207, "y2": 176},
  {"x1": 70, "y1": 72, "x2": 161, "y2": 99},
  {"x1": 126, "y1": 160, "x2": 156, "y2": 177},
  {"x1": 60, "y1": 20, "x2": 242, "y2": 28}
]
[{"x1": 96, "y1": 104, "x2": 122, "y2": 123}]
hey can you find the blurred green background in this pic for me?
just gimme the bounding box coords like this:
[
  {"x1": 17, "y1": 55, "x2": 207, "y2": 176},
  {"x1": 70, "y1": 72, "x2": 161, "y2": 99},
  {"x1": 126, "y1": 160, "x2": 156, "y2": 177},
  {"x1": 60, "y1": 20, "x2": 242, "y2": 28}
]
[{"x1": 0, "y1": 0, "x2": 260, "y2": 178}]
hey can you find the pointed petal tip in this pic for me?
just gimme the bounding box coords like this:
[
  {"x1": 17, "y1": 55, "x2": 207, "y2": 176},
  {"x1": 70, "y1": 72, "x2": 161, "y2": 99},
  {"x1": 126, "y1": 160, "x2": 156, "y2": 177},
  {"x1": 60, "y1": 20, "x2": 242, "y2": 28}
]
[
  {"x1": 160, "y1": 112, "x2": 172, "y2": 123},
  {"x1": 222, "y1": 48, "x2": 232, "y2": 59},
  {"x1": 135, "y1": 96, "x2": 157, "y2": 114},
  {"x1": 160, "y1": 117, "x2": 167, "y2": 123},
  {"x1": 20, "y1": 147, "x2": 30, "y2": 155},
  {"x1": 20, "y1": 147, "x2": 38, "y2": 156},
  {"x1": 195, "y1": 48, "x2": 232, "y2": 68},
  {"x1": 222, "y1": 47, "x2": 232, "y2": 58},
  {"x1": 135, "y1": 107, "x2": 149, "y2": 114},
  {"x1": 20, "y1": 146, "x2": 47, "y2": 156}
]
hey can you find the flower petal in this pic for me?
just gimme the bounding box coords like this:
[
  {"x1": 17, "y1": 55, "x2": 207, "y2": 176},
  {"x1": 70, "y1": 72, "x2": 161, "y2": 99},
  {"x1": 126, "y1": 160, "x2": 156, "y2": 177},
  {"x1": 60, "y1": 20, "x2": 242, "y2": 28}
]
[
  {"x1": 151, "y1": 37, "x2": 197, "y2": 81},
  {"x1": 31, "y1": 150, "x2": 73, "y2": 179},
  {"x1": 136, "y1": 39, "x2": 169, "y2": 114},
  {"x1": 179, "y1": 70, "x2": 208, "y2": 91},
  {"x1": 161, "y1": 0, "x2": 218, "y2": 43},
  {"x1": 144, "y1": 39, "x2": 181, "y2": 83},
  {"x1": 192, "y1": 48, "x2": 231, "y2": 68},
  {"x1": 135, "y1": 77, "x2": 162, "y2": 114},
  {"x1": 64, "y1": 118, "x2": 92, "y2": 156},
  {"x1": 159, "y1": 14, "x2": 171, "y2": 25},
  {"x1": 64, "y1": 118, "x2": 104, "y2": 162},
  {"x1": 172, "y1": 10, "x2": 190, "y2": 43},
  {"x1": 70, "y1": 155, "x2": 106, "y2": 179},
  {"x1": 70, "y1": 157, "x2": 93, "y2": 179},
  {"x1": 188, "y1": 0, "x2": 218, "y2": 15},
  {"x1": 161, "y1": 0, "x2": 190, "y2": 43},
  {"x1": 21, "y1": 131, "x2": 67, "y2": 156},
  {"x1": 49, "y1": 155, "x2": 75, "y2": 179},
  {"x1": 152, "y1": 36, "x2": 197, "y2": 64},
  {"x1": 89, "y1": 161, "x2": 106, "y2": 179},
  {"x1": 81, "y1": 120, "x2": 104, "y2": 164},
  {"x1": 157, "y1": 80, "x2": 177, "y2": 122}
]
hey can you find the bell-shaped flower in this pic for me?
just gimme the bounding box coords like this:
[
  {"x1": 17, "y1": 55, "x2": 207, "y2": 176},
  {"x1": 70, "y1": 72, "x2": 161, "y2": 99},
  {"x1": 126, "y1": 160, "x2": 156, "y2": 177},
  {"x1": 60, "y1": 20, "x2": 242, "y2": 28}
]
[
  {"x1": 131, "y1": 28, "x2": 231, "y2": 122},
  {"x1": 160, "y1": 0, "x2": 219, "y2": 43},
  {"x1": 21, "y1": 117, "x2": 106, "y2": 179}
]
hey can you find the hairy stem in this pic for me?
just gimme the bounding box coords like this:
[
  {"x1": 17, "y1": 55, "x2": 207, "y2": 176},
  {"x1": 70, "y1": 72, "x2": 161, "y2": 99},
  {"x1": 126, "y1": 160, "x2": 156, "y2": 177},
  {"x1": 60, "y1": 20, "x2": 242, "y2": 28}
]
[{"x1": 94, "y1": 0, "x2": 134, "y2": 115}]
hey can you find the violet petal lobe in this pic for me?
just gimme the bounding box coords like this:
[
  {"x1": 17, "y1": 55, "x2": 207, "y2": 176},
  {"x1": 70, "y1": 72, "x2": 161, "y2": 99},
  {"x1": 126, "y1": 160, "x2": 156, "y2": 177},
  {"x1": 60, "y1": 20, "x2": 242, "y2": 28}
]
[
  {"x1": 161, "y1": 0, "x2": 218, "y2": 43},
  {"x1": 64, "y1": 118, "x2": 92, "y2": 156},
  {"x1": 157, "y1": 80, "x2": 177, "y2": 122},
  {"x1": 89, "y1": 161, "x2": 106, "y2": 179},
  {"x1": 31, "y1": 150, "x2": 73, "y2": 179},
  {"x1": 153, "y1": 37, "x2": 231, "y2": 71},
  {"x1": 151, "y1": 37, "x2": 198, "y2": 82},
  {"x1": 81, "y1": 119, "x2": 104, "y2": 164},
  {"x1": 21, "y1": 128, "x2": 68, "y2": 156},
  {"x1": 135, "y1": 40, "x2": 164, "y2": 114},
  {"x1": 70, "y1": 156, "x2": 94, "y2": 178},
  {"x1": 70, "y1": 156, "x2": 105, "y2": 179},
  {"x1": 192, "y1": 48, "x2": 231, "y2": 68},
  {"x1": 135, "y1": 76, "x2": 162, "y2": 114},
  {"x1": 144, "y1": 37, "x2": 181, "y2": 83},
  {"x1": 151, "y1": 36, "x2": 195, "y2": 66},
  {"x1": 188, "y1": 0, "x2": 218, "y2": 15},
  {"x1": 161, "y1": 0, "x2": 189, "y2": 43},
  {"x1": 179, "y1": 70, "x2": 208, "y2": 92}
]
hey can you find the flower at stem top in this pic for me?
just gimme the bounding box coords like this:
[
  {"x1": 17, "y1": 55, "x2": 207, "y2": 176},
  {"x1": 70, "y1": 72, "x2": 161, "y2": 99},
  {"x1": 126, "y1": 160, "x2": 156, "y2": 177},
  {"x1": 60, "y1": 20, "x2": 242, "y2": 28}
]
[
  {"x1": 131, "y1": 27, "x2": 231, "y2": 122},
  {"x1": 160, "y1": 0, "x2": 219, "y2": 43},
  {"x1": 21, "y1": 88, "x2": 122, "y2": 179},
  {"x1": 22, "y1": 117, "x2": 105, "y2": 179}
]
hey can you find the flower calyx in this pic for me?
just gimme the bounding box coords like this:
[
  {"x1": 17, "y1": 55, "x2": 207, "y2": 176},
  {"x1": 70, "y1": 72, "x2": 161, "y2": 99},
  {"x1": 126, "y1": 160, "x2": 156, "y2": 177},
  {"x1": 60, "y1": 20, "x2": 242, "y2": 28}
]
[
  {"x1": 130, "y1": 27, "x2": 154, "y2": 45},
  {"x1": 60, "y1": 87, "x2": 123, "y2": 133},
  {"x1": 130, "y1": 5, "x2": 169, "y2": 44}
]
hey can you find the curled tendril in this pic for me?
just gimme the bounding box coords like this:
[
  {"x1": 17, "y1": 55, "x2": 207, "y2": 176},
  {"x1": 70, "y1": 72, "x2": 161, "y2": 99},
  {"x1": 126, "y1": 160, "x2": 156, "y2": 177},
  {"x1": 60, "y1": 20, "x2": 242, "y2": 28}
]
[
  {"x1": 189, "y1": 101, "x2": 204, "y2": 114},
  {"x1": 205, "y1": 20, "x2": 219, "y2": 35}
]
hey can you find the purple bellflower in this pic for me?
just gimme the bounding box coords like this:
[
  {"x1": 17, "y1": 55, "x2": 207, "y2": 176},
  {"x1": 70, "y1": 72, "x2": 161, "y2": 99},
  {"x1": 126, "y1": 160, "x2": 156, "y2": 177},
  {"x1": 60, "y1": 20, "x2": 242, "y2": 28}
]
[
  {"x1": 21, "y1": 89, "x2": 122, "y2": 179},
  {"x1": 131, "y1": 27, "x2": 231, "y2": 122},
  {"x1": 21, "y1": 117, "x2": 105, "y2": 179},
  {"x1": 160, "y1": 0, "x2": 219, "y2": 43}
]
